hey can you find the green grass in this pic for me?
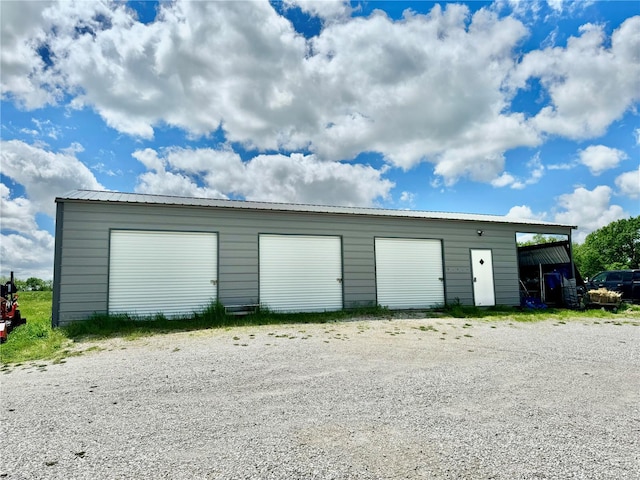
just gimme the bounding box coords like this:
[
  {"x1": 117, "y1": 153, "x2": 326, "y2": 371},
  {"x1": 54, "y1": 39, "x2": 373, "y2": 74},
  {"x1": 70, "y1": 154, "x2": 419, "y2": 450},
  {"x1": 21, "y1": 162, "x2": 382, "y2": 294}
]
[
  {"x1": 0, "y1": 296, "x2": 389, "y2": 364},
  {"x1": 0, "y1": 291, "x2": 69, "y2": 365},
  {"x1": 1, "y1": 291, "x2": 638, "y2": 365},
  {"x1": 439, "y1": 299, "x2": 640, "y2": 321},
  {"x1": 62, "y1": 303, "x2": 391, "y2": 339}
]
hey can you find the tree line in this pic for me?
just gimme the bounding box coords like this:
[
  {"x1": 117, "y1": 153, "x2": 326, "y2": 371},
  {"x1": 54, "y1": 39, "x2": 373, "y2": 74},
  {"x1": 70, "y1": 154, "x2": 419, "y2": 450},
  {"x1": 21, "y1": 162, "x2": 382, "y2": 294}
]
[
  {"x1": 573, "y1": 216, "x2": 639, "y2": 279},
  {"x1": 0, "y1": 276, "x2": 53, "y2": 292}
]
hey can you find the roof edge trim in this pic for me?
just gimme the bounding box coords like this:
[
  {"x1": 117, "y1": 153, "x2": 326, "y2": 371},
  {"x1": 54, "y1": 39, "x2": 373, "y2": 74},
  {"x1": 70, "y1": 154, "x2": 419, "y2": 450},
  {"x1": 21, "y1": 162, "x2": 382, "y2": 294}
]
[{"x1": 55, "y1": 190, "x2": 577, "y2": 229}]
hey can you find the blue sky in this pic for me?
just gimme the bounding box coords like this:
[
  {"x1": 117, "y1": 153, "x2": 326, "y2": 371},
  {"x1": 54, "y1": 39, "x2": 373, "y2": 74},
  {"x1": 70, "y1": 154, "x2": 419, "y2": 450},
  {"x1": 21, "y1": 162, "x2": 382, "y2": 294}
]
[{"x1": 1, "y1": 0, "x2": 639, "y2": 279}]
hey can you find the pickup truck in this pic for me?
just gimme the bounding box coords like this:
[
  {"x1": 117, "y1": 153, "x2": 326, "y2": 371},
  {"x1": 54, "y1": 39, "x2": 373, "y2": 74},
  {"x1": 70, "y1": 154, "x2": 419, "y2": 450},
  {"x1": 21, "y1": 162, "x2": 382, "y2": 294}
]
[{"x1": 586, "y1": 269, "x2": 640, "y2": 303}]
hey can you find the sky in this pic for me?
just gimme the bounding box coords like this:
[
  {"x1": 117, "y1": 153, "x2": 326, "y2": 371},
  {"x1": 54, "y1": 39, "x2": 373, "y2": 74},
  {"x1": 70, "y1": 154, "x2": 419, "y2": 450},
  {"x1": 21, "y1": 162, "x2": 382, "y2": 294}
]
[{"x1": 1, "y1": 0, "x2": 639, "y2": 280}]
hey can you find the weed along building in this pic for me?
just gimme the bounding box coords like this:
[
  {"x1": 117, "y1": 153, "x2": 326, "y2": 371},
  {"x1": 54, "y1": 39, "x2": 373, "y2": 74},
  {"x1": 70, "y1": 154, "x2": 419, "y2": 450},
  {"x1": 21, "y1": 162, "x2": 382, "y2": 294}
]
[{"x1": 52, "y1": 190, "x2": 577, "y2": 326}]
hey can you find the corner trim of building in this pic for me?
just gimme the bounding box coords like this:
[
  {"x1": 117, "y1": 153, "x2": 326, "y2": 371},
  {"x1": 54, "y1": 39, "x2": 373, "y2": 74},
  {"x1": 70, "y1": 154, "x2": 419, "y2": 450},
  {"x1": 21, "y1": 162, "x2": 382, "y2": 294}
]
[{"x1": 51, "y1": 202, "x2": 64, "y2": 328}]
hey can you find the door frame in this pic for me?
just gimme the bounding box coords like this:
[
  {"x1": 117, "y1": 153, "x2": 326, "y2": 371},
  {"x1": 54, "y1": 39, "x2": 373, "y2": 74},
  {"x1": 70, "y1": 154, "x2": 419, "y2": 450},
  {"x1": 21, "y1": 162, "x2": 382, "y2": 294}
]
[
  {"x1": 258, "y1": 233, "x2": 344, "y2": 312},
  {"x1": 374, "y1": 237, "x2": 445, "y2": 309},
  {"x1": 470, "y1": 248, "x2": 495, "y2": 307}
]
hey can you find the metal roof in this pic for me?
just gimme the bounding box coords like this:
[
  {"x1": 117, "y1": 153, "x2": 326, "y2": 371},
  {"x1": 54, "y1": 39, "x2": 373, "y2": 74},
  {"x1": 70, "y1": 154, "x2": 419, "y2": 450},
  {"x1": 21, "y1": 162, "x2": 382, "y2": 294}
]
[
  {"x1": 56, "y1": 190, "x2": 576, "y2": 228},
  {"x1": 518, "y1": 241, "x2": 572, "y2": 266}
]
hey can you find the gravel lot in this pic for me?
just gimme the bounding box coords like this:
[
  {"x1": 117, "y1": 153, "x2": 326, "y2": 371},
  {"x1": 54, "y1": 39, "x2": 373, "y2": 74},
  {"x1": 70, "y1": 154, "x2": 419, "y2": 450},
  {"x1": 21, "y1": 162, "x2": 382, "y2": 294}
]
[{"x1": 1, "y1": 316, "x2": 639, "y2": 479}]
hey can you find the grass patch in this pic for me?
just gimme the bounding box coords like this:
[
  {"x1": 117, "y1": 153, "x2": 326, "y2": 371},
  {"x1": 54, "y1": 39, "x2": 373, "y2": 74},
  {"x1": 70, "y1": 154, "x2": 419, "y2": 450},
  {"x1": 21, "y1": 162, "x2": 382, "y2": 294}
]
[
  {"x1": 63, "y1": 303, "x2": 389, "y2": 340},
  {"x1": 2, "y1": 292, "x2": 639, "y2": 365},
  {"x1": 0, "y1": 299, "x2": 389, "y2": 364},
  {"x1": 440, "y1": 301, "x2": 640, "y2": 322},
  {"x1": 0, "y1": 291, "x2": 70, "y2": 365}
]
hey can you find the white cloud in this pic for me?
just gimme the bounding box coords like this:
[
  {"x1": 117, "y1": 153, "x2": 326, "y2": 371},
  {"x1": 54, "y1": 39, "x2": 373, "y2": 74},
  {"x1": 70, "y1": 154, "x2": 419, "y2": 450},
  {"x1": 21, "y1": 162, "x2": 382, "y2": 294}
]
[
  {"x1": 1, "y1": 1, "x2": 637, "y2": 207},
  {"x1": 553, "y1": 186, "x2": 627, "y2": 242},
  {"x1": 578, "y1": 145, "x2": 628, "y2": 175},
  {"x1": 491, "y1": 152, "x2": 545, "y2": 189},
  {"x1": 133, "y1": 147, "x2": 394, "y2": 207},
  {"x1": 0, "y1": 185, "x2": 55, "y2": 280},
  {"x1": 615, "y1": 167, "x2": 640, "y2": 199},
  {"x1": 547, "y1": 162, "x2": 575, "y2": 171},
  {"x1": 309, "y1": 6, "x2": 539, "y2": 179},
  {"x1": 62, "y1": 1, "x2": 307, "y2": 141},
  {"x1": 0, "y1": 229, "x2": 55, "y2": 281},
  {"x1": 543, "y1": 0, "x2": 594, "y2": 15},
  {"x1": 0, "y1": 184, "x2": 38, "y2": 233},
  {"x1": 91, "y1": 162, "x2": 121, "y2": 177},
  {"x1": 508, "y1": 183, "x2": 632, "y2": 243},
  {"x1": 0, "y1": 140, "x2": 103, "y2": 217},
  {"x1": 0, "y1": 1, "x2": 544, "y2": 186},
  {"x1": 510, "y1": 16, "x2": 640, "y2": 139},
  {"x1": 243, "y1": 154, "x2": 394, "y2": 205},
  {"x1": 546, "y1": 0, "x2": 565, "y2": 12},
  {"x1": 0, "y1": 1, "x2": 59, "y2": 109},
  {"x1": 1, "y1": 1, "x2": 307, "y2": 139},
  {"x1": 496, "y1": 1, "x2": 594, "y2": 27},
  {"x1": 19, "y1": 128, "x2": 39, "y2": 136},
  {"x1": 495, "y1": 0, "x2": 543, "y2": 21},
  {"x1": 506, "y1": 205, "x2": 547, "y2": 221},
  {"x1": 508, "y1": 204, "x2": 563, "y2": 245},
  {"x1": 32, "y1": 118, "x2": 61, "y2": 140},
  {"x1": 522, "y1": 154, "x2": 545, "y2": 187},
  {"x1": 0, "y1": 140, "x2": 103, "y2": 279},
  {"x1": 428, "y1": 112, "x2": 539, "y2": 185},
  {"x1": 399, "y1": 191, "x2": 416, "y2": 205},
  {"x1": 283, "y1": 0, "x2": 351, "y2": 20},
  {"x1": 492, "y1": 172, "x2": 517, "y2": 188}
]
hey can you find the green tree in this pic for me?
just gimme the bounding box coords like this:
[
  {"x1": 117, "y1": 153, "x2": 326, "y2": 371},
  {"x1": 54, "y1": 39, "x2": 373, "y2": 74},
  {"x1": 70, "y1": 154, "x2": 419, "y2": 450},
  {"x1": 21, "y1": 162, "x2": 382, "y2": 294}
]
[
  {"x1": 573, "y1": 216, "x2": 640, "y2": 278},
  {"x1": 25, "y1": 277, "x2": 47, "y2": 291},
  {"x1": 517, "y1": 233, "x2": 566, "y2": 247}
]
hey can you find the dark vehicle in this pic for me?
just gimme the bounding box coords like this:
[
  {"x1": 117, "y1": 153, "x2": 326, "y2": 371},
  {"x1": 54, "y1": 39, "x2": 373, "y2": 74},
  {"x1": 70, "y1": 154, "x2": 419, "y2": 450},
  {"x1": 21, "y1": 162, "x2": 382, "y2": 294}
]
[{"x1": 586, "y1": 269, "x2": 640, "y2": 303}]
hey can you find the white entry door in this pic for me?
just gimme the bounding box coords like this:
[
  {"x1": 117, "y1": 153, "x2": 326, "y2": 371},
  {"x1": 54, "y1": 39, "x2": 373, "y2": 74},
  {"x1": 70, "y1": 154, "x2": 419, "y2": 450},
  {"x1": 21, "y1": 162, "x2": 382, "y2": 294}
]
[{"x1": 471, "y1": 249, "x2": 495, "y2": 307}]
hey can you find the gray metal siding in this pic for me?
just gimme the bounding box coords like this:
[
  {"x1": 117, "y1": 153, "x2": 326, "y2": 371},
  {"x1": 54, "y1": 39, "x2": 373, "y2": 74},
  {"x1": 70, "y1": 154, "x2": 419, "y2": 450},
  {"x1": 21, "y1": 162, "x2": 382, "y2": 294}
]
[{"x1": 53, "y1": 200, "x2": 572, "y2": 325}]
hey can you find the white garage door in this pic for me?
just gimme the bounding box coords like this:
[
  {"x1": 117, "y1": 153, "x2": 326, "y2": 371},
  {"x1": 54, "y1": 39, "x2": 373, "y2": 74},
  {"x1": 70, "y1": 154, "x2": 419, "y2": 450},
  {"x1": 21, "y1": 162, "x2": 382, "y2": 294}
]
[
  {"x1": 259, "y1": 234, "x2": 343, "y2": 312},
  {"x1": 375, "y1": 237, "x2": 444, "y2": 309},
  {"x1": 109, "y1": 230, "x2": 217, "y2": 317}
]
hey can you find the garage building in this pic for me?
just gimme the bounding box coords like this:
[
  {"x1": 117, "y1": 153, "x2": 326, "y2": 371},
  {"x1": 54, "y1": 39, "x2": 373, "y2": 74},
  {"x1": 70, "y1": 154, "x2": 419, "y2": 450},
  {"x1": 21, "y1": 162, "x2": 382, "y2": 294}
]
[{"x1": 52, "y1": 190, "x2": 576, "y2": 326}]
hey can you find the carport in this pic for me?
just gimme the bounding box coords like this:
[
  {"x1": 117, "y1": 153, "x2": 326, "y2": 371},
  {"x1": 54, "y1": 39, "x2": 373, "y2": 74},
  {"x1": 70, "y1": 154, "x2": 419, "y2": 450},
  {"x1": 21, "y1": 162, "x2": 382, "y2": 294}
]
[{"x1": 518, "y1": 240, "x2": 584, "y2": 307}]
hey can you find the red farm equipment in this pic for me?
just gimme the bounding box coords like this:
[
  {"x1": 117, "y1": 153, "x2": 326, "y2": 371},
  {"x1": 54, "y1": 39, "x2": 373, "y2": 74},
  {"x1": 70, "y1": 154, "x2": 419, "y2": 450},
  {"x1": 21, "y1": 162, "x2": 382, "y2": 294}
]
[{"x1": 1, "y1": 272, "x2": 26, "y2": 343}]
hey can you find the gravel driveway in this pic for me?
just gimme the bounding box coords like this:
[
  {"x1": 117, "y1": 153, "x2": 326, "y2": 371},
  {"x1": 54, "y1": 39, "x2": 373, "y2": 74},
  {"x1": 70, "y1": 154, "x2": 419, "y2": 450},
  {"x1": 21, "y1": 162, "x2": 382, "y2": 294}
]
[{"x1": 1, "y1": 316, "x2": 639, "y2": 479}]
